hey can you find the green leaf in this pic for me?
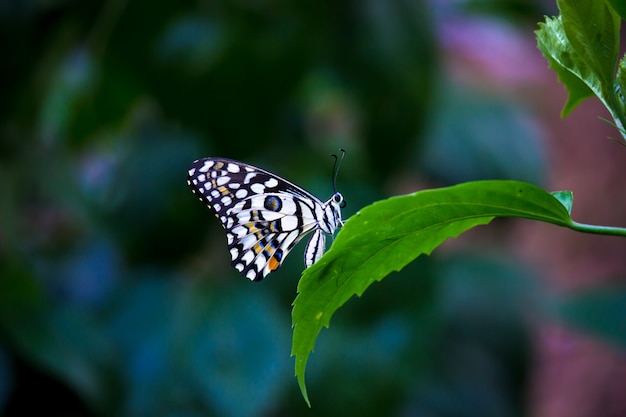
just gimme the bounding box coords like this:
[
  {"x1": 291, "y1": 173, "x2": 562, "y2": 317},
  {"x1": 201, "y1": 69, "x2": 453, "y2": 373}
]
[
  {"x1": 535, "y1": 0, "x2": 622, "y2": 120},
  {"x1": 550, "y1": 190, "x2": 573, "y2": 214},
  {"x1": 535, "y1": 16, "x2": 598, "y2": 116},
  {"x1": 292, "y1": 180, "x2": 572, "y2": 404},
  {"x1": 616, "y1": 56, "x2": 626, "y2": 120},
  {"x1": 535, "y1": 1, "x2": 626, "y2": 139},
  {"x1": 557, "y1": 285, "x2": 626, "y2": 349},
  {"x1": 557, "y1": 0, "x2": 620, "y2": 89}
]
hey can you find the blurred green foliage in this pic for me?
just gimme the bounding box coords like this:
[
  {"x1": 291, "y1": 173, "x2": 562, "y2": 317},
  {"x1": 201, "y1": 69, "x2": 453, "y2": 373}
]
[
  {"x1": 0, "y1": 0, "x2": 564, "y2": 416},
  {"x1": 556, "y1": 285, "x2": 626, "y2": 349}
]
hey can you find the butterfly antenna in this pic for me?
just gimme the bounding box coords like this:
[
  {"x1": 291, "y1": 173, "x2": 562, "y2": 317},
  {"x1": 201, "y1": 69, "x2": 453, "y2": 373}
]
[{"x1": 330, "y1": 148, "x2": 346, "y2": 193}]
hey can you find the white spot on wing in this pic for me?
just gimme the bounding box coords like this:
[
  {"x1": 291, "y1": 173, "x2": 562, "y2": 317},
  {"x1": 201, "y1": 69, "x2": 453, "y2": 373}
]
[
  {"x1": 242, "y1": 249, "x2": 255, "y2": 262},
  {"x1": 300, "y1": 204, "x2": 315, "y2": 221},
  {"x1": 232, "y1": 225, "x2": 247, "y2": 238},
  {"x1": 281, "y1": 216, "x2": 298, "y2": 231},
  {"x1": 250, "y1": 183, "x2": 264, "y2": 194},
  {"x1": 259, "y1": 211, "x2": 282, "y2": 221},
  {"x1": 264, "y1": 178, "x2": 278, "y2": 188},
  {"x1": 281, "y1": 198, "x2": 297, "y2": 214},
  {"x1": 254, "y1": 255, "x2": 266, "y2": 272},
  {"x1": 227, "y1": 163, "x2": 241, "y2": 173},
  {"x1": 244, "y1": 173, "x2": 257, "y2": 184},
  {"x1": 283, "y1": 230, "x2": 302, "y2": 249},
  {"x1": 247, "y1": 196, "x2": 265, "y2": 208},
  {"x1": 200, "y1": 161, "x2": 214, "y2": 172},
  {"x1": 239, "y1": 234, "x2": 258, "y2": 250}
]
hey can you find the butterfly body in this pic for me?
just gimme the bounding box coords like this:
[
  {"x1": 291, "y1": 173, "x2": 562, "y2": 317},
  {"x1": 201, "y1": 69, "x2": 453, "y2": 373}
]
[{"x1": 187, "y1": 158, "x2": 344, "y2": 281}]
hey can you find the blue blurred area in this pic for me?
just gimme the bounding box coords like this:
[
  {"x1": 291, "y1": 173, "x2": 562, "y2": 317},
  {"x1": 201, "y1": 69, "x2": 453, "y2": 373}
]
[{"x1": 0, "y1": 0, "x2": 557, "y2": 416}]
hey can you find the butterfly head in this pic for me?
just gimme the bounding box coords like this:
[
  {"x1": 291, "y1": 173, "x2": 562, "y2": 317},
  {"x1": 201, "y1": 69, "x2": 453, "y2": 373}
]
[
  {"x1": 333, "y1": 191, "x2": 346, "y2": 209},
  {"x1": 322, "y1": 191, "x2": 345, "y2": 231}
]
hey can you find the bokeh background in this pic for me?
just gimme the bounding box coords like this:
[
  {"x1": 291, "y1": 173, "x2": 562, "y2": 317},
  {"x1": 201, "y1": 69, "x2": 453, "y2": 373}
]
[{"x1": 2, "y1": 0, "x2": 626, "y2": 416}]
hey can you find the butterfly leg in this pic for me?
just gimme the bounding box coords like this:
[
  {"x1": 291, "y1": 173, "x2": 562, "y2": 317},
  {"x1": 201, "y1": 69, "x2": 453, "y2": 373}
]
[{"x1": 304, "y1": 229, "x2": 326, "y2": 268}]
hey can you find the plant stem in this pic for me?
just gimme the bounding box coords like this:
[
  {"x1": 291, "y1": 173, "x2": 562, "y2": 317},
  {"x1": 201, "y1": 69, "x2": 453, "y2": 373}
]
[
  {"x1": 568, "y1": 221, "x2": 626, "y2": 237},
  {"x1": 606, "y1": 84, "x2": 626, "y2": 142}
]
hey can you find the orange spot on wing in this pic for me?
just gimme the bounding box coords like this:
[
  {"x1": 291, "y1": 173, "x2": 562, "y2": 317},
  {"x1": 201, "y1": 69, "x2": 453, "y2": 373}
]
[{"x1": 268, "y1": 255, "x2": 280, "y2": 271}]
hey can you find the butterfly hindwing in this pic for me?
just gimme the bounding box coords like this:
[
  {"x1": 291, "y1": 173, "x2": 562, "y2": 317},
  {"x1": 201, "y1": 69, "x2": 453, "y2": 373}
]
[
  {"x1": 225, "y1": 192, "x2": 321, "y2": 280},
  {"x1": 187, "y1": 158, "x2": 327, "y2": 281}
]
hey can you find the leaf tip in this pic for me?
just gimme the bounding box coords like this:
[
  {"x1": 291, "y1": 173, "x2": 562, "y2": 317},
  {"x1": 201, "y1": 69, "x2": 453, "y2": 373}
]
[{"x1": 295, "y1": 356, "x2": 312, "y2": 407}]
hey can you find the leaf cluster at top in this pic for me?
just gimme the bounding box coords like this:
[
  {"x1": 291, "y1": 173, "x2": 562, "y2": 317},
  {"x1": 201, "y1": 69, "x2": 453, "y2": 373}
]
[{"x1": 536, "y1": 0, "x2": 626, "y2": 138}]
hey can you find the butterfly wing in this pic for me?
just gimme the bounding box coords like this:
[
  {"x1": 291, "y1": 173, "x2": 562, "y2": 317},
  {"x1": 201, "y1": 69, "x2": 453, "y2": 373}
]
[{"x1": 187, "y1": 158, "x2": 324, "y2": 281}]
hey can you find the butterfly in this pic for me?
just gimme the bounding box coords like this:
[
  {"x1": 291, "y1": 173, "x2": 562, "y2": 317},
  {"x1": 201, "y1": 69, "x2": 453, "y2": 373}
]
[{"x1": 187, "y1": 151, "x2": 346, "y2": 281}]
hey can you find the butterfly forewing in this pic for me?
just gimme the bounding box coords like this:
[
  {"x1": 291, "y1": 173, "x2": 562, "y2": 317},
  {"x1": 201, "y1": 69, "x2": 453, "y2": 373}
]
[{"x1": 187, "y1": 158, "x2": 333, "y2": 281}]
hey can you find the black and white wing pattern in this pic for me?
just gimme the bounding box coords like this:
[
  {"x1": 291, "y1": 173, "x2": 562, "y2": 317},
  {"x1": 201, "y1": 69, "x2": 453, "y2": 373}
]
[{"x1": 187, "y1": 158, "x2": 344, "y2": 281}]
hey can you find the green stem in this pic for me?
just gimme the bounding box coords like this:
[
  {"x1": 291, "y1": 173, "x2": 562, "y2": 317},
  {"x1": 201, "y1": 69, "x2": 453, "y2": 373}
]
[
  {"x1": 606, "y1": 84, "x2": 626, "y2": 141},
  {"x1": 568, "y1": 220, "x2": 626, "y2": 237}
]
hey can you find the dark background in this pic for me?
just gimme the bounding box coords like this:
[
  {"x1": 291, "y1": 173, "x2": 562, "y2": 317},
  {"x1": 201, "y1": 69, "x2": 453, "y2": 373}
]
[{"x1": 2, "y1": 1, "x2": 625, "y2": 416}]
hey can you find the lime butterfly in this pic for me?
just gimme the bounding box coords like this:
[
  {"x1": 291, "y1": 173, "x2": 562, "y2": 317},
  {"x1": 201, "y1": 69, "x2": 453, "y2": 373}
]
[{"x1": 187, "y1": 152, "x2": 346, "y2": 281}]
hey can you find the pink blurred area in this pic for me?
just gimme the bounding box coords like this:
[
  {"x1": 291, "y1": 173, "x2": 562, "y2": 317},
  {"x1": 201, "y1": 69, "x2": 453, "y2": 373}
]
[{"x1": 440, "y1": 12, "x2": 626, "y2": 417}]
